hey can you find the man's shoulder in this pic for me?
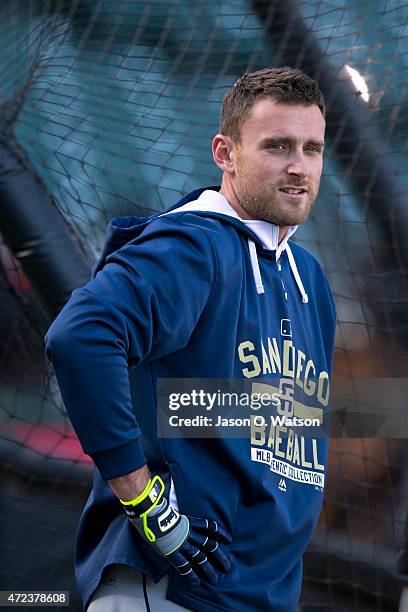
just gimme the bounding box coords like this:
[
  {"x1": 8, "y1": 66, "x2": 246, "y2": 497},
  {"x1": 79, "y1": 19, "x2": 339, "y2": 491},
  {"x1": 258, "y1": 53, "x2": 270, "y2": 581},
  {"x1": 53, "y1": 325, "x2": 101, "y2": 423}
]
[
  {"x1": 288, "y1": 241, "x2": 327, "y2": 275},
  {"x1": 147, "y1": 208, "x2": 237, "y2": 245},
  {"x1": 289, "y1": 241, "x2": 335, "y2": 319}
]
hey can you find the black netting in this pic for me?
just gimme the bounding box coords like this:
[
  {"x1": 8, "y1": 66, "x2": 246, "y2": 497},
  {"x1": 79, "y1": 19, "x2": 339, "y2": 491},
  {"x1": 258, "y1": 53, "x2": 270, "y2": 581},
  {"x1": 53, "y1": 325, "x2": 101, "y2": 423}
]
[{"x1": 0, "y1": 1, "x2": 407, "y2": 609}]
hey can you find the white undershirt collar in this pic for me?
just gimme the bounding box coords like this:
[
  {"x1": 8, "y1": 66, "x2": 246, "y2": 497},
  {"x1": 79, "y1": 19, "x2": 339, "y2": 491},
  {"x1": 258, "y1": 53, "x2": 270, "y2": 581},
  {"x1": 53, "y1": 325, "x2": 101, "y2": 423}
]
[{"x1": 197, "y1": 190, "x2": 298, "y2": 260}]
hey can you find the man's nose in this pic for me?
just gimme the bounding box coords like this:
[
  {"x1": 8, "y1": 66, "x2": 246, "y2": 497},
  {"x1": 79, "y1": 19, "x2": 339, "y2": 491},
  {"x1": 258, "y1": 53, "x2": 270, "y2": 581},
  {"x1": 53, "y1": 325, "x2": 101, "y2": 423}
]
[{"x1": 286, "y1": 151, "x2": 308, "y2": 178}]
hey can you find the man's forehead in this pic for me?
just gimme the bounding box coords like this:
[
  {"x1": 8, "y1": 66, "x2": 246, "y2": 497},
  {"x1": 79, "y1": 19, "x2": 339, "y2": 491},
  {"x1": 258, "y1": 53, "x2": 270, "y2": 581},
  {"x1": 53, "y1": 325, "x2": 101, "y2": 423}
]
[{"x1": 240, "y1": 99, "x2": 325, "y2": 140}]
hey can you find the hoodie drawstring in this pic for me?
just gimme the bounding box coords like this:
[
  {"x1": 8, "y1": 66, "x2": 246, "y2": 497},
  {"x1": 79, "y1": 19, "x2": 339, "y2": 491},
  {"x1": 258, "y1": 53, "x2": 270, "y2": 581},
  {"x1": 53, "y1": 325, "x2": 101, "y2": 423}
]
[
  {"x1": 248, "y1": 239, "x2": 309, "y2": 304},
  {"x1": 286, "y1": 244, "x2": 309, "y2": 304},
  {"x1": 248, "y1": 239, "x2": 265, "y2": 295}
]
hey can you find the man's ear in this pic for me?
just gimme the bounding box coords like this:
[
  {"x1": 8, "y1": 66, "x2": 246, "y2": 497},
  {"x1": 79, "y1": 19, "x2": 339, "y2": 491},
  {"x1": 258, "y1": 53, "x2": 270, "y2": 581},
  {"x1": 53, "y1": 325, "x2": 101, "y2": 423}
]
[{"x1": 212, "y1": 134, "x2": 236, "y2": 175}]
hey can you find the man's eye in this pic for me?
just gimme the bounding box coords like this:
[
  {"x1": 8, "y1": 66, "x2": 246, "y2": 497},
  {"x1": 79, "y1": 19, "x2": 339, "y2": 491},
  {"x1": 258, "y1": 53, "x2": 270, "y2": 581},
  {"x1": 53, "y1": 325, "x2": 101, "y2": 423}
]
[
  {"x1": 268, "y1": 143, "x2": 284, "y2": 150},
  {"x1": 305, "y1": 146, "x2": 322, "y2": 153}
]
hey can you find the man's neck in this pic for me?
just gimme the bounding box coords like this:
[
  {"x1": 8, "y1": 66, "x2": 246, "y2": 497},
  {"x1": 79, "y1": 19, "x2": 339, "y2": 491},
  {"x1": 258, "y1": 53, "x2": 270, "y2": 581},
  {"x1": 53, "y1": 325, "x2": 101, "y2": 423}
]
[{"x1": 219, "y1": 182, "x2": 288, "y2": 243}]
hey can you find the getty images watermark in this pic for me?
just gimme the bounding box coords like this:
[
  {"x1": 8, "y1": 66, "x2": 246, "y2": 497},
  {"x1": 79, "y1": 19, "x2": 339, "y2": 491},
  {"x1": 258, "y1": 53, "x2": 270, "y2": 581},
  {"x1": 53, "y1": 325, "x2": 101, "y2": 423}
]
[
  {"x1": 167, "y1": 389, "x2": 320, "y2": 428},
  {"x1": 158, "y1": 377, "x2": 408, "y2": 438},
  {"x1": 157, "y1": 379, "x2": 324, "y2": 438}
]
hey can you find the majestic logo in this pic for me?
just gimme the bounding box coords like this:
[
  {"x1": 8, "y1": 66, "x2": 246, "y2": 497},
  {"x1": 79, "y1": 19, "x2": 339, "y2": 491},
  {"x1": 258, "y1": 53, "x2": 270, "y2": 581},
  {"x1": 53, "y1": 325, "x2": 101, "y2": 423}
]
[
  {"x1": 280, "y1": 319, "x2": 292, "y2": 337},
  {"x1": 278, "y1": 478, "x2": 287, "y2": 492}
]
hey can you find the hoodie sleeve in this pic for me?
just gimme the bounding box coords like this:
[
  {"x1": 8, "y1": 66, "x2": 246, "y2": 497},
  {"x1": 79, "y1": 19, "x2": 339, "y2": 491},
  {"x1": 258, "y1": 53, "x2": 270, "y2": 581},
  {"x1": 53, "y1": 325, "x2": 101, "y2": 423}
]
[{"x1": 45, "y1": 217, "x2": 217, "y2": 480}]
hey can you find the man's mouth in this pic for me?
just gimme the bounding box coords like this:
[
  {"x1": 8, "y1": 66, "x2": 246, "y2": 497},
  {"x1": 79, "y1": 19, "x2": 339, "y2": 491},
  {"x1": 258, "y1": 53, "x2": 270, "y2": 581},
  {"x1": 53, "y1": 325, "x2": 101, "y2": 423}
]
[{"x1": 279, "y1": 187, "x2": 307, "y2": 194}]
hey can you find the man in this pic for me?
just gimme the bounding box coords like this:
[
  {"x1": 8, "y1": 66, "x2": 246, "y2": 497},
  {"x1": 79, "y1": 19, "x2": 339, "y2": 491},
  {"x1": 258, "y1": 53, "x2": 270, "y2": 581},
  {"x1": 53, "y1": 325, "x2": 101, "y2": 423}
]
[{"x1": 46, "y1": 67, "x2": 336, "y2": 611}]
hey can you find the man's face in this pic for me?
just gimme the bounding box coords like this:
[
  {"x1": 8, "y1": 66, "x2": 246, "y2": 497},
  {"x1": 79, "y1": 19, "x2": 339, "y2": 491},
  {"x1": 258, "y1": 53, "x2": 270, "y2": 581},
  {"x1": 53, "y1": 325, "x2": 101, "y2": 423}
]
[{"x1": 232, "y1": 99, "x2": 325, "y2": 226}]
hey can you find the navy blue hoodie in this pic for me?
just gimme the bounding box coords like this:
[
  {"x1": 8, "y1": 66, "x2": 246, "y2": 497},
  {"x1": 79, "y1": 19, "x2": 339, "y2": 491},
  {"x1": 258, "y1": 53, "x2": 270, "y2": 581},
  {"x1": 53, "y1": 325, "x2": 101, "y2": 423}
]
[{"x1": 45, "y1": 187, "x2": 336, "y2": 611}]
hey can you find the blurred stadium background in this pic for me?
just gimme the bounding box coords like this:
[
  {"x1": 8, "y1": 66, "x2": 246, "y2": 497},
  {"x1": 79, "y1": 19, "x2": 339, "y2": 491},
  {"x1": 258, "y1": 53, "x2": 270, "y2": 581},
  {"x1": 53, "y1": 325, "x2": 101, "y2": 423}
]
[{"x1": 0, "y1": 0, "x2": 407, "y2": 610}]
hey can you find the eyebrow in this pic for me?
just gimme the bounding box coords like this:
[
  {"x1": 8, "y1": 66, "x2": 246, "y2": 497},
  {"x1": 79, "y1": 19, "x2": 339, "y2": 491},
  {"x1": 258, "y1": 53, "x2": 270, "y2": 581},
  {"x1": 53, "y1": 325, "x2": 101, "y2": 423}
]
[{"x1": 260, "y1": 136, "x2": 325, "y2": 148}]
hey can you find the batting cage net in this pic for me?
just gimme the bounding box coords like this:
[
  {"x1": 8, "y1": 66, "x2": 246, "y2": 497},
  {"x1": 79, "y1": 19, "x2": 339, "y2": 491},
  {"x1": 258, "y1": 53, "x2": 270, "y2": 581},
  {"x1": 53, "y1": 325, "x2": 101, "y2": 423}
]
[{"x1": 0, "y1": 1, "x2": 407, "y2": 610}]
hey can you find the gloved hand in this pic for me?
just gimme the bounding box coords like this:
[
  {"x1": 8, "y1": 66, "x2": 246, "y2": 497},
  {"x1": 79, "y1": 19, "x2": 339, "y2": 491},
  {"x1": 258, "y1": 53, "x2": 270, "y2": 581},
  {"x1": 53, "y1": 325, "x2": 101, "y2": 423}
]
[{"x1": 120, "y1": 474, "x2": 231, "y2": 586}]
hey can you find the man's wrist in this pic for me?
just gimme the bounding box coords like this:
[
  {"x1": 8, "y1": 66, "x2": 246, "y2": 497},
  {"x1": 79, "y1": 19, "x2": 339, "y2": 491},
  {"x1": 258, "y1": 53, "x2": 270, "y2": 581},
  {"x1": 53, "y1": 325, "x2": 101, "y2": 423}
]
[{"x1": 107, "y1": 464, "x2": 151, "y2": 501}]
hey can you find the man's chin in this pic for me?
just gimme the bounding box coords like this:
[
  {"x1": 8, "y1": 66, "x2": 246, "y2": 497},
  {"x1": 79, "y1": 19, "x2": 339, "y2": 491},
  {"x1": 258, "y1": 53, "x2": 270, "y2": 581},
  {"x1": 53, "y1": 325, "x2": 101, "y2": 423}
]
[
  {"x1": 262, "y1": 210, "x2": 312, "y2": 226},
  {"x1": 266, "y1": 200, "x2": 314, "y2": 226}
]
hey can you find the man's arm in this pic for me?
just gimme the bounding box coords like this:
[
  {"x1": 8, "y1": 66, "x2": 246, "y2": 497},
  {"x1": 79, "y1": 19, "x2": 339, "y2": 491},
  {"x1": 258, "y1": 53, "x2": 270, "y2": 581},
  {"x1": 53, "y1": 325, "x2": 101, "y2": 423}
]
[
  {"x1": 108, "y1": 464, "x2": 151, "y2": 501},
  {"x1": 45, "y1": 219, "x2": 216, "y2": 480}
]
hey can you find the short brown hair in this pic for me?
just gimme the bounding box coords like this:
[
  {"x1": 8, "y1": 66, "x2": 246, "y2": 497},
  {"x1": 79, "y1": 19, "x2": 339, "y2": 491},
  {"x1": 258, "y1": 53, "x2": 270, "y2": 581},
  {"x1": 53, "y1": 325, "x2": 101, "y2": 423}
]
[{"x1": 220, "y1": 67, "x2": 325, "y2": 142}]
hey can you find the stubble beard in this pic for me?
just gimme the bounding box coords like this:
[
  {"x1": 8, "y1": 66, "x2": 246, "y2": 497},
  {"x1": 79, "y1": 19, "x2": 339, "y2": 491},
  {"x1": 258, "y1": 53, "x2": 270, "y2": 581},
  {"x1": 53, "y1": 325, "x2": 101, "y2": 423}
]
[{"x1": 234, "y1": 168, "x2": 318, "y2": 227}]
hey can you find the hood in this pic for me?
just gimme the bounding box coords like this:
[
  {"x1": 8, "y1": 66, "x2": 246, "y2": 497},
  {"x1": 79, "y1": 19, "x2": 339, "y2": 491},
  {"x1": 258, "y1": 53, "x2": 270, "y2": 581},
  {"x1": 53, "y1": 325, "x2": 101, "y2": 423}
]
[{"x1": 94, "y1": 186, "x2": 308, "y2": 304}]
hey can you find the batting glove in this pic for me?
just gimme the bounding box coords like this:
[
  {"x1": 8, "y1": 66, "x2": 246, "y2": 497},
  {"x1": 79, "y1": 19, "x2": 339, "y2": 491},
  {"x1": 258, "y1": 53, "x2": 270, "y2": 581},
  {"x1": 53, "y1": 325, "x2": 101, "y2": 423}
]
[{"x1": 120, "y1": 475, "x2": 231, "y2": 586}]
